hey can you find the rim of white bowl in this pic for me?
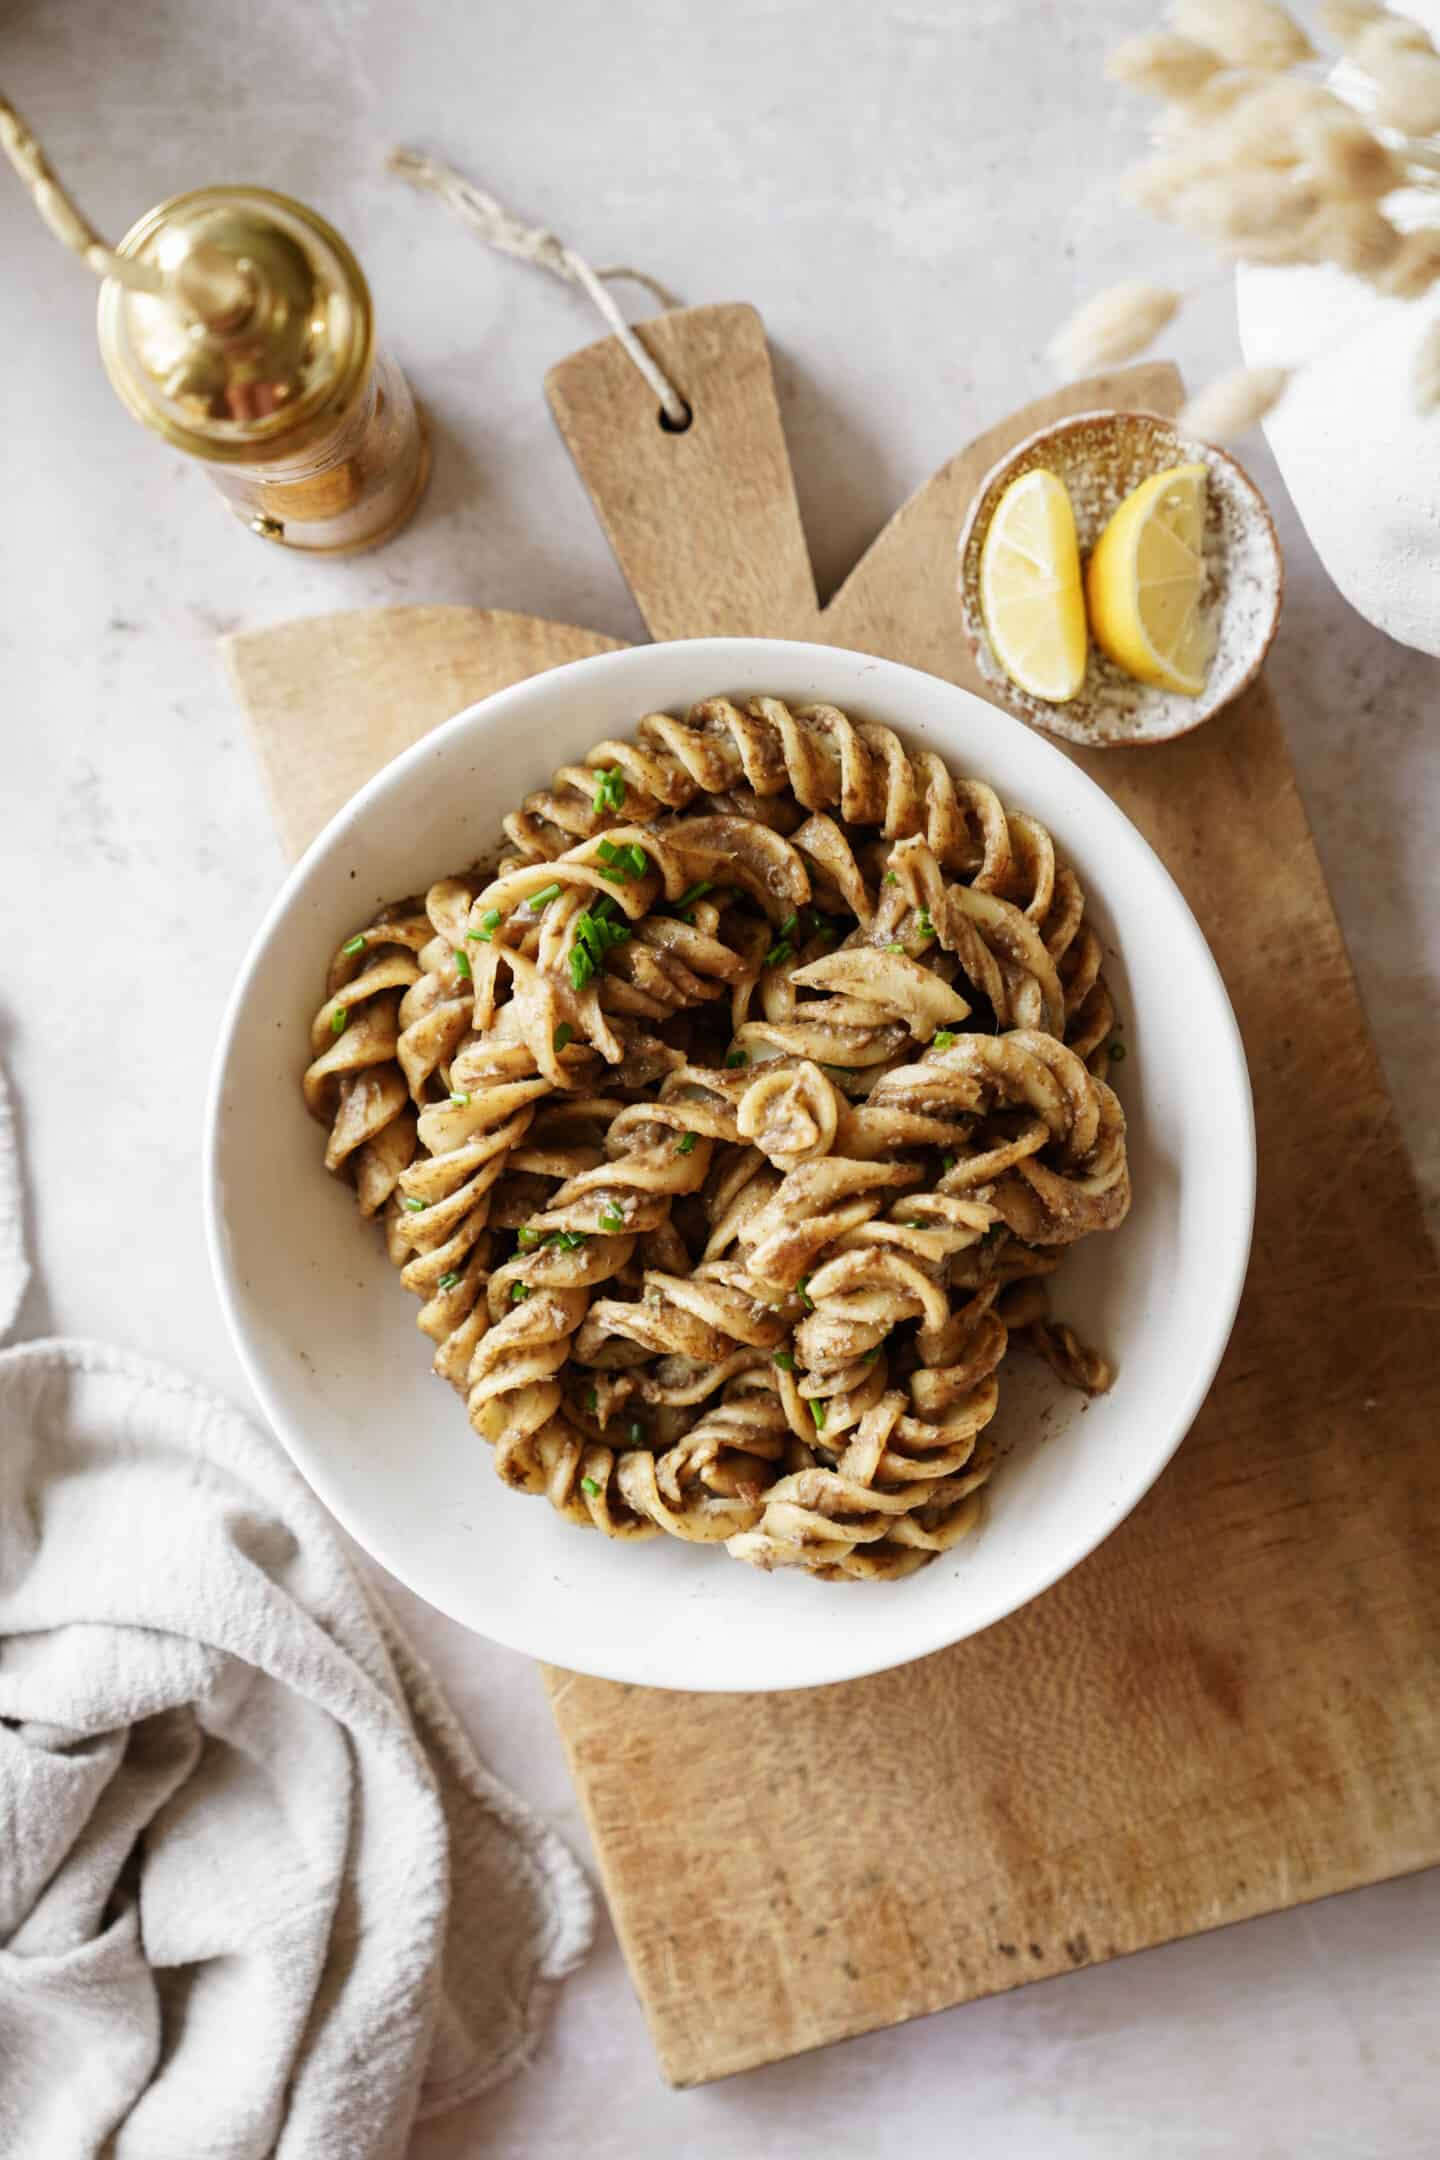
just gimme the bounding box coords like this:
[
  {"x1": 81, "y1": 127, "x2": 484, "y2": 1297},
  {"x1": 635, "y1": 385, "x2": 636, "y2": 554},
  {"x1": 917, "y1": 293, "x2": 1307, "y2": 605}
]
[{"x1": 204, "y1": 638, "x2": 1255, "y2": 1690}]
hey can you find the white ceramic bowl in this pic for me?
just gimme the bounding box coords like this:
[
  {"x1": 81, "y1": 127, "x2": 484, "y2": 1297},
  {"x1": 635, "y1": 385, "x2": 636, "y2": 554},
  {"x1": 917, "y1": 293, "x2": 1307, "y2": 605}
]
[{"x1": 206, "y1": 638, "x2": 1254, "y2": 1693}]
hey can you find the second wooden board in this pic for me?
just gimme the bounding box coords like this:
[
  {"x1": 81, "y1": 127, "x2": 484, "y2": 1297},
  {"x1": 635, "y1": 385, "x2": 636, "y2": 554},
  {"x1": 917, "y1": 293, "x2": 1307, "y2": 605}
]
[{"x1": 226, "y1": 314, "x2": 1440, "y2": 2089}]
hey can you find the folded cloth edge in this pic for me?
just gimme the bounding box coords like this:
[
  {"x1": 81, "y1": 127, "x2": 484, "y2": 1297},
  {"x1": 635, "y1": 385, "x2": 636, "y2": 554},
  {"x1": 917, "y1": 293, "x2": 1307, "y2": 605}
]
[{"x1": 0, "y1": 1332, "x2": 596, "y2": 2115}]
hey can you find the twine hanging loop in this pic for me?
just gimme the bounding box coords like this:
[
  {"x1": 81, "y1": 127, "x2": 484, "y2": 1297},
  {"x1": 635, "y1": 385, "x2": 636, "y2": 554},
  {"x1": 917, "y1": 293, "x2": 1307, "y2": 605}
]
[{"x1": 387, "y1": 148, "x2": 689, "y2": 426}]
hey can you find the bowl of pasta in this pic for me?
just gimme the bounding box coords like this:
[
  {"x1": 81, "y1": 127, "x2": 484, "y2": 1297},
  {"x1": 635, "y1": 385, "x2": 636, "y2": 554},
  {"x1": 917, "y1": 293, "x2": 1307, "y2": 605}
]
[{"x1": 206, "y1": 637, "x2": 1253, "y2": 1692}]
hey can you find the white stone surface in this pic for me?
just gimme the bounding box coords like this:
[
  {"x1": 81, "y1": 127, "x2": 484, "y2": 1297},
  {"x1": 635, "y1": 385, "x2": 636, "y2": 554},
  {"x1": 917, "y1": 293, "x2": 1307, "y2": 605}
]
[{"x1": 2, "y1": 1, "x2": 1438, "y2": 2153}]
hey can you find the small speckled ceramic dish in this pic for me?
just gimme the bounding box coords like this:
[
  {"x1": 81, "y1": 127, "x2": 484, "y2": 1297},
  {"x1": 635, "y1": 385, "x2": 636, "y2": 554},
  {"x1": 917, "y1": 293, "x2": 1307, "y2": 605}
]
[{"x1": 958, "y1": 409, "x2": 1284, "y2": 748}]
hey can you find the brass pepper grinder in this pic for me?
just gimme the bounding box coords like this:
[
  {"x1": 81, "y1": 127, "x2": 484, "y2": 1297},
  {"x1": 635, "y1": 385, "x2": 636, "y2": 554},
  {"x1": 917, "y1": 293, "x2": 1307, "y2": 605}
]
[{"x1": 2, "y1": 96, "x2": 429, "y2": 553}]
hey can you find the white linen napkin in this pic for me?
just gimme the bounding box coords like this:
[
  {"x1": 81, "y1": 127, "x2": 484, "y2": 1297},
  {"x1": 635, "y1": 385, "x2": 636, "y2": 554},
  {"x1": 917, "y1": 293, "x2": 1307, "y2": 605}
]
[{"x1": 0, "y1": 1059, "x2": 593, "y2": 2160}]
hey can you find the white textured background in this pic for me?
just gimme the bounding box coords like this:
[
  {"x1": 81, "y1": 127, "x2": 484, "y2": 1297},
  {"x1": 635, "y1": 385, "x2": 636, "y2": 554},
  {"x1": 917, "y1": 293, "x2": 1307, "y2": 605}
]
[{"x1": 3, "y1": 1, "x2": 1438, "y2": 2153}]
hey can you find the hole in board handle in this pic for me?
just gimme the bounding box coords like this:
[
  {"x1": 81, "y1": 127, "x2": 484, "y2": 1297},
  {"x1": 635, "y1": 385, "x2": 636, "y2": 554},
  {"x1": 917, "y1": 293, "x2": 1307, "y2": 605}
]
[{"x1": 658, "y1": 401, "x2": 694, "y2": 434}]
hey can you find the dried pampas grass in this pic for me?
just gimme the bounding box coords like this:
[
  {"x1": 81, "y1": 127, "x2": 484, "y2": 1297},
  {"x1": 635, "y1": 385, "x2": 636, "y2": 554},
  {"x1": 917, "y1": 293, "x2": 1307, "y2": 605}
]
[
  {"x1": 1179, "y1": 366, "x2": 1291, "y2": 443},
  {"x1": 1364, "y1": 44, "x2": 1440, "y2": 135},
  {"x1": 1320, "y1": 1, "x2": 1387, "y2": 39},
  {"x1": 1059, "y1": 1, "x2": 1440, "y2": 429},
  {"x1": 1380, "y1": 231, "x2": 1440, "y2": 300},
  {"x1": 1295, "y1": 105, "x2": 1402, "y2": 199},
  {"x1": 1168, "y1": 0, "x2": 1313, "y2": 72},
  {"x1": 1107, "y1": 30, "x2": 1220, "y2": 99},
  {"x1": 1050, "y1": 282, "x2": 1181, "y2": 375}
]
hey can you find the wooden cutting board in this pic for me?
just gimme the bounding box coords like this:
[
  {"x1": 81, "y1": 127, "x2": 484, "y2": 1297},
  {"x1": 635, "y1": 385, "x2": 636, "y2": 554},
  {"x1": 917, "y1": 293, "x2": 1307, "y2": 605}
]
[{"x1": 224, "y1": 307, "x2": 1440, "y2": 2088}]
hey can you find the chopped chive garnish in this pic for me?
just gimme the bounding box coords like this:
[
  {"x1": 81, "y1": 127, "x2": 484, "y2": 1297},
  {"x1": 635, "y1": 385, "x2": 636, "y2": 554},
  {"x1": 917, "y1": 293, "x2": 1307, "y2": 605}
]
[
  {"x1": 449, "y1": 1091, "x2": 470, "y2": 1106},
  {"x1": 330, "y1": 1006, "x2": 348, "y2": 1035},
  {"x1": 342, "y1": 934, "x2": 366, "y2": 956},
  {"x1": 511, "y1": 1282, "x2": 531, "y2": 1302},
  {"x1": 438, "y1": 1270, "x2": 461, "y2": 1291},
  {"x1": 572, "y1": 898, "x2": 631, "y2": 986},
  {"x1": 555, "y1": 1230, "x2": 589, "y2": 1251},
  {"x1": 1110, "y1": 1042, "x2": 1128, "y2": 1061},
  {"x1": 885, "y1": 872, "x2": 899, "y2": 886},
  {"x1": 518, "y1": 1228, "x2": 542, "y2": 1249},
  {"x1": 816, "y1": 922, "x2": 838, "y2": 945},
  {"x1": 726, "y1": 1049, "x2": 749, "y2": 1069},
  {"x1": 765, "y1": 938, "x2": 793, "y2": 967},
  {"x1": 585, "y1": 1387, "x2": 599, "y2": 1411},
  {"x1": 599, "y1": 1205, "x2": 624, "y2": 1233},
  {"x1": 941, "y1": 1152, "x2": 956, "y2": 1173},
  {"x1": 528, "y1": 882, "x2": 563, "y2": 909},
  {"x1": 916, "y1": 910, "x2": 935, "y2": 938},
  {"x1": 675, "y1": 879, "x2": 713, "y2": 911},
  {"x1": 592, "y1": 767, "x2": 626, "y2": 813},
  {"x1": 626, "y1": 1419, "x2": 645, "y2": 1445},
  {"x1": 675, "y1": 1131, "x2": 698, "y2": 1155},
  {"x1": 908, "y1": 1219, "x2": 927, "y2": 1230},
  {"x1": 554, "y1": 1022, "x2": 573, "y2": 1051},
  {"x1": 773, "y1": 1349, "x2": 795, "y2": 1371},
  {"x1": 624, "y1": 844, "x2": 649, "y2": 876},
  {"x1": 863, "y1": 1344, "x2": 882, "y2": 1364},
  {"x1": 886, "y1": 942, "x2": 905, "y2": 955},
  {"x1": 778, "y1": 910, "x2": 798, "y2": 935},
  {"x1": 402, "y1": 1195, "x2": 426, "y2": 1213},
  {"x1": 797, "y1": 1274, "x2": 814, "y2": 1312},
  {"x1": 933, "y1": 1030, "x2": 956, "y2": 1049},
  {"x1": 808, "y1": 1398, "x2": 827, "y2": 1430},
  {"x1": 470, "y1": 906, "x2": 502, "y2": 943},
  {"x1": 597, "y1": 839, "x2": 619, "y2": 861},
  {"x1": 453, "y1": 948, "x2": 472, "y2": 980},
  {"x1": 581, "y1": 1474, "x2": 600, "y2": 1496}
]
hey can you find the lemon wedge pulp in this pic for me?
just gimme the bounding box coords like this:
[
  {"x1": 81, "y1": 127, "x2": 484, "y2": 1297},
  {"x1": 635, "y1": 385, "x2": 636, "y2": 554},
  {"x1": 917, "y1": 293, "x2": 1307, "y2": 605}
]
[
  {"x1": 978, "y1": 469, "x2": 1087, "y2": 703},
  {"x1": 1085, "y1": 464, "x2": 1213, "y2": 696}
]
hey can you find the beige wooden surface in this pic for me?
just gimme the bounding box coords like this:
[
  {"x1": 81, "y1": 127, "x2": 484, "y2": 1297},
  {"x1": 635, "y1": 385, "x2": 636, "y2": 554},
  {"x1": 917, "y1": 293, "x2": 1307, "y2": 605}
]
[
  {"x1": 225, "y1": 311, "x2": 1440, "y2": 2090},
  {"x1": 226, "y1": 606, "x2": 624, "y2": 861}
]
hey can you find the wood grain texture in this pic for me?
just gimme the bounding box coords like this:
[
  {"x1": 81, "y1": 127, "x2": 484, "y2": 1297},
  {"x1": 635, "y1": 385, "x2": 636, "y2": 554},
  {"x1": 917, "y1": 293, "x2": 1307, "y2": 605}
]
[
  {"x1": 546, "y1": 670, "x2": 1440, "y2": 2085},
  {"x1": 223, "y1": 605, "x2": 624, "y2": 858},
  {"x1": 547, "y1": 304, "x2": 819, "y2": 640},
  {"x1": 224, "y1": 310, "x2": 1440, "y2": 2091}
]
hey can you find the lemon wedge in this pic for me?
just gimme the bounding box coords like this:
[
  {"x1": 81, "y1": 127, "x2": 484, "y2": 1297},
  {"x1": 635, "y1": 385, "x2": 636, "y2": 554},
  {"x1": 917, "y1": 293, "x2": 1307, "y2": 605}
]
[
  {"x1": 1085, "y1": 464, "x2": 1213, "y2": 696},
  {"x1": 978, "y1": 469, "x2": 1087, "y2": 703}
]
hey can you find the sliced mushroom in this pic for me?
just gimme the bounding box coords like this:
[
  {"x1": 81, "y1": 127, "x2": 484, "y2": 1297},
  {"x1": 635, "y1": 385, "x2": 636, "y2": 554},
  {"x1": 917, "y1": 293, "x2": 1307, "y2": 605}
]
[
  {"x1": 790, "y1": 947, "x2": 971, "y2": 1034},
  {"x1": 656, "y1": 813, "x2": 810, "y2": 922}
]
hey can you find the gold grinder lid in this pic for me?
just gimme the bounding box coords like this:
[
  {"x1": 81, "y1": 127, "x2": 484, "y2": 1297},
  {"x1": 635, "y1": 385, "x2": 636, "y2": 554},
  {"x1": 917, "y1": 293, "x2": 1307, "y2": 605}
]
[{"x1": 97, "y1": 186, "x2": 375, "y2": 464}]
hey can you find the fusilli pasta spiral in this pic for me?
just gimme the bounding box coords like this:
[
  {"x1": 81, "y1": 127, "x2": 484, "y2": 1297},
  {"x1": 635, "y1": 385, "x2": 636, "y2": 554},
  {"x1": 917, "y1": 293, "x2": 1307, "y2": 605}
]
[{"x1": 303, "y1": 696, "x2": 1132, "y2": 1583}]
